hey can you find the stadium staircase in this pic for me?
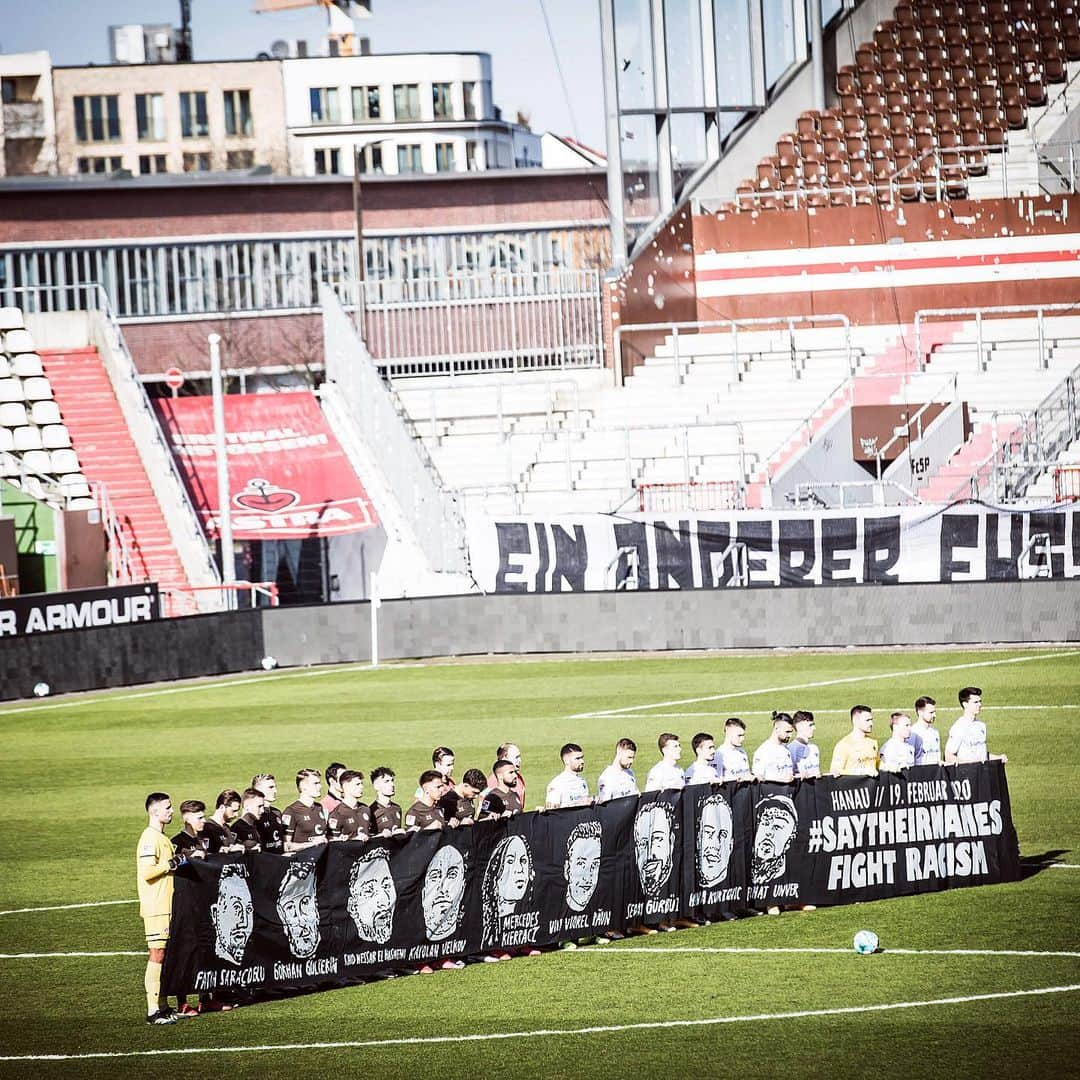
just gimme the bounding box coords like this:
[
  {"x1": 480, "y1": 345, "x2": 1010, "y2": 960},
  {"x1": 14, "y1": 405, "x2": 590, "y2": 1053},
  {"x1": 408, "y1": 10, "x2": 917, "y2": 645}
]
[{"x1": 38, "y1": 346, "x2": 199, "y2": 604}]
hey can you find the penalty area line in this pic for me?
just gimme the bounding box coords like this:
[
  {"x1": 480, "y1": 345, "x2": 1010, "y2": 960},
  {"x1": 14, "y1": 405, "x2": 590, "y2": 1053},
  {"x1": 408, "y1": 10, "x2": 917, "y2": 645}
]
[
  {"x1": 1, "y1": 984, "x2": 1078, "y2": 1062},
  {"x1": 569, "y1": 649, "x2": 1080, "y2": 719},
  {"x1": 0, "y1": 951, "x2": 144, "y2": 959},
  {"x1": 559, "y1": 946, "x2": 1080, "y2": 958}
]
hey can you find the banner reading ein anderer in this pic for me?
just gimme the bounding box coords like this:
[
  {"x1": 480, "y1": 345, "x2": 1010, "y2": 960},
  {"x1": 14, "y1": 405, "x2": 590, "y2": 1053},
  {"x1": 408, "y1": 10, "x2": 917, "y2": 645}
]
[{"x1": 162, "y1": 763, "x2": 1019, "y2": 998}]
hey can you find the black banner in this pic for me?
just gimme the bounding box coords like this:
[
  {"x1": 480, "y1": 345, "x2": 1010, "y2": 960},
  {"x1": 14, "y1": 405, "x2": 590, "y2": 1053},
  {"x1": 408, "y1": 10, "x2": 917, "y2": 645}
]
[
  {"x1": 0, "y1": 583, "x2": 159, "y2": 638},
  {"x1": 163, "y1": 763, "x2": 1019, "y2": 996}
]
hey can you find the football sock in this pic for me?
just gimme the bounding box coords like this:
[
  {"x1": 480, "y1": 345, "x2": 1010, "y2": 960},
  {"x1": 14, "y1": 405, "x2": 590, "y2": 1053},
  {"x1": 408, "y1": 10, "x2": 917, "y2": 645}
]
[{"x1": 145, "y1": 959, "x2": 162, "y2": 1015}]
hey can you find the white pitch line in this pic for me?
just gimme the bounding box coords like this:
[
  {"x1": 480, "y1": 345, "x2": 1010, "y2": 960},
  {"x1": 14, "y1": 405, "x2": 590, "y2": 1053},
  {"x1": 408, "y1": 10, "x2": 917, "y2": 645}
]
[
  {"x1": 569, "y1": 650, "x2": 1080, "y2": 719},
  {"x1": 0, "y1": 951, "x2": 143, "y2": 959},
  {"x1": 1, "y1": 984, "x2": 1077, "y2": 1062},
  {"x1": 628, "y1": 705, "x2": 1080, "y2": 719},
  {"x1": 1051, "y1": 863, "x2": 1080, "y2": 869},
  {"x1": 559, "y1": 946, "x2": 1080, "y2": 958},
  {"x1": 0, "y1": 899, "x2": 136, "y2": 917}
]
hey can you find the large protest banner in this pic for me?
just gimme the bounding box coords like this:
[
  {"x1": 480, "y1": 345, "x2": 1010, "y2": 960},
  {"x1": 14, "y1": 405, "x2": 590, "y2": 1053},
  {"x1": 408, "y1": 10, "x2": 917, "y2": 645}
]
[
  {"x1": 467, "y1": 506, "x2": 1080, "y2": 591},
  {"x1": 163, "y1": 764, "x2": 1019, "y2": 997}
]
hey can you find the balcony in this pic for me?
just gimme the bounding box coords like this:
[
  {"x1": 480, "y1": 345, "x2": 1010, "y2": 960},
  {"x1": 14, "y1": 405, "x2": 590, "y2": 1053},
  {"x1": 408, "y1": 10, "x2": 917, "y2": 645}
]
[{"x1": 3, "y1": 102, "x2": 46, "y2": 139}]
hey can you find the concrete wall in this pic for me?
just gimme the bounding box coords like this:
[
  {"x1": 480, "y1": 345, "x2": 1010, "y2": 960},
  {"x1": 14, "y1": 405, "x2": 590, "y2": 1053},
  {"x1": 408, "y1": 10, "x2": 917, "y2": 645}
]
[{"x1": 5, "y1": 581, "x2": 1074, "y2": 700}]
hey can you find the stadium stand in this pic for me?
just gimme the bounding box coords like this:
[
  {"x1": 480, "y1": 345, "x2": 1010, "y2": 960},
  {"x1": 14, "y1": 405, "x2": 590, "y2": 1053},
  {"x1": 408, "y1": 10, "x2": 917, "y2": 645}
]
[{"x1": 722, "y1": 0, "x2": 1080, "y2": 211}]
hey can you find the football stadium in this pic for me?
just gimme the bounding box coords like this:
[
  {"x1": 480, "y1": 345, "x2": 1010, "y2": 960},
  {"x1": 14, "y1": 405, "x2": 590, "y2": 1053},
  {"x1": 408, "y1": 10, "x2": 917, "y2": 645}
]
[{"x1": 0, "y1": 0, "x2": 1078, "y2": 1076}]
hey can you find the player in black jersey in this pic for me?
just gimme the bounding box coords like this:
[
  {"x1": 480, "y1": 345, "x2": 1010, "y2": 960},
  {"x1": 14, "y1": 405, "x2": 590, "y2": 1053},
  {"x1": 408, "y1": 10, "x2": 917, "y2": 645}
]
[
  {"x1": 171, "y1": 800, "x2": 210, "y2": 854},
  {"x1": 202, "y1": 790, "x2": 242, "y2": 853},
  {"x1": 252, "y1": 774, "x2": 284, "y2": 852},
  {"x1": 232, "y1": 788, "x2": 266, "y2": 850}
]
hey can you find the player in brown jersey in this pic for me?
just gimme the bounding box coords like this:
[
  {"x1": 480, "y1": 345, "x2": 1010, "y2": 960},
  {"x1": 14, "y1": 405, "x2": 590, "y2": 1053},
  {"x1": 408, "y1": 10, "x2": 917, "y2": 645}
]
[
  {"x1": 328, "y1": 770, "x2": 375, "y2": 840},
  {"x1": 478, "y1": 759, "x2": 524, "y2": 820},
  {"x1": 202, "y1": 790, "x2": 243, "y2": 853},
  {"x1": 252, "y1": 774, "x2": 284, "y2": 852},
  {"x1": 438, "y1": 768, "x2": 486, "y2": 825},
  {"x1": 231, "y1": 789, "x2": 265, "y2": 850},
  {"x1": 369, "y1": 766, "x2": 403, "y2": 834},
  {"x1": 282, "y1": 768, "x2": 329, "y2": 851},
  {"x1": 405, "y1": 770, "x2": 448, "y2": 830}
]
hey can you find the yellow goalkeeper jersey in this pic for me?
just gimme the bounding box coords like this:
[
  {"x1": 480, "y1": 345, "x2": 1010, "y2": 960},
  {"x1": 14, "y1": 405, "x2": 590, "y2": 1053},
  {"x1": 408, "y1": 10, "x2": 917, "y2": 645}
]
[{"x1": 136, "y1": 826, "x2": 175, "y2": 918}]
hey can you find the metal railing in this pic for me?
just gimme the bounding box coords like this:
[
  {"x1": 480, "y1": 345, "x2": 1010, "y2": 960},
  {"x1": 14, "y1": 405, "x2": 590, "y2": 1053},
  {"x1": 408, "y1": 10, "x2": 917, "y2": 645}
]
[
  {"x1": 614, "y1": 314, "x2": 853, "y2": 388},
  {"x1": 95, "y1": 482, "x2": 137, "y2": 587},
  {"x1": 872, "y1": 372, "x2": 960, "y2": 480},
  {"x1": 637, "y1": 480, "x2": 743, "y2": 512},
  {"x1": 1055, "y1": 465, "x2": 1080, "y2": 501},
  {"x1": 354, "y1": 269, "x2": 604, "y2": 379},
  {"x1": 914, "y1": 303, "x2": 1080, "y2": 371},
  {"x1": 160, "y1": 581, "x2": 279, "y2": 618},
  {"x1": 320, "y1": 284, "x2": 468, "y2": 575},
  {"x1": 788, "y1": 479, "x2": 923, "y2": 508}
]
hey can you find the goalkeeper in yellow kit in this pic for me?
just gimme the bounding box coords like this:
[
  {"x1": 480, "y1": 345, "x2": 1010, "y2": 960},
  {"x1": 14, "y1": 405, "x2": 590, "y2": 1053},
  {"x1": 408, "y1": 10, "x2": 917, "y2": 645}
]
[{"x1": 137, "y1": 792, "x2": 203, "y2": 1025}]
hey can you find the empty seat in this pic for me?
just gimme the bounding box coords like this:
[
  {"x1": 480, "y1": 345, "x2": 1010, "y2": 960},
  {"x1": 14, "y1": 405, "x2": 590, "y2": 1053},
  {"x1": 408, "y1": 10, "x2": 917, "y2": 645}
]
[
  {"x1": 0, "y1": 357, "x2": 9, "y2": 379},
  {"x1": 30, "y1": 400, "x2": 61, "y2": 425},
  {"x1": 0, "y1": 452, "x2": 17, "y2": 477},
  {"x1": 0, "y1": 308, "x2": 24, "y2": 332},
  {"x1": 11, "y1": 353, "x2": 44, "y2": 378},
  {"x1": 0, "y1": 428, "x2": 12, "y2": 452},
  {"x1": 21, "y1": 377, "x2": 52, "y2": 401},
  {"x1": 12, "y1": 425, "x2": 42, "y2": 451},
  {"x1": 59, "y1": 474, "x2": 91, "y2": 499},
  {"x1": 50, "y1": 448, "x2": 80, "y2": 473},
  {"x1": 22, "y1": 449, "x2": 51, "y2": 474},
  {"x1": 0, "y1": 378, "x2": 25, "y2": 402},
  {"x1": 0, "y1": 402, "x2": 28, "y2": 427},
  {"x1": 41, "y1": 424, "x2": 71, "y2": 449},
  {"x1": 4, "y1": 329, "x2": 34, "y2": 354}
]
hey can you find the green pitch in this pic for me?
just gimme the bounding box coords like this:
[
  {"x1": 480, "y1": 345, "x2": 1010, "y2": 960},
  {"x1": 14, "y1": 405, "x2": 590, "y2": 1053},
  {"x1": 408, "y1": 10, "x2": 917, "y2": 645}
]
[{"x1": 1, "y1": 645, "x2": 1078, "y2": 1079}]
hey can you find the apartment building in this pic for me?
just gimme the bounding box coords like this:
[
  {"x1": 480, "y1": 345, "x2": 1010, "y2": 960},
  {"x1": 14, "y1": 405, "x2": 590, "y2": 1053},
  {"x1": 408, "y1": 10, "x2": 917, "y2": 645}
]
[
  {"x1": 0, "y1": 52, "x2": 56, "y2": 176},
  {"x1": 282, "y1": 52, "x2": 541, "y2": 177},
  {"x1": 51, "y1": 59, "x2": 288, "y2": 176}
]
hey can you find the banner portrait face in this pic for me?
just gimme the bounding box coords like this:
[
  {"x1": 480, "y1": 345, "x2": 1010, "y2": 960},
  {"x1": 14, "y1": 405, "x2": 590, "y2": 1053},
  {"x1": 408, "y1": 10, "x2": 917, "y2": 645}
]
[
  {"x1": 696, "y1": 793, "x2": 734, "y2": 888},
  {"x1": 564, "y1": 821, "x2": 602, "y2": 912},
  {"x1": 634, "y1": 802, "x2": 675, "y2": 897},
  {"x1": 347, "y1": 848, "x2": 396, "y2": 944},
  {"x1": 211, "y1": 863, "x2": 254, "y2": 965},
  {"x1": 481, "y1": 833, "x2": 535, "y2": 948},
  {"x1": 751, "y1": 796, "x2": 798, "y2": 884},
  {"x1": 422, "y1": 844, "x2": 466, "y2": 942},
  {"x1": 276, "y1": 860, "x2": 321, "y2": 958}
]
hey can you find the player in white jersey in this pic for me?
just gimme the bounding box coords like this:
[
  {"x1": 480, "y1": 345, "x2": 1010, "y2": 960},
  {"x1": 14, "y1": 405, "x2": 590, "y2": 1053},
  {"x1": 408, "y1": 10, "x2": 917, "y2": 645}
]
[
  {"x1": 712, "y1": 718, "x2": 752, "y2": 781},
  {"x1": 684, "y1": 732, "x2": 721, "y2": 784},
  {"x1": 752, "y1": 713, "x2": 795, "y2": 782},
  {"x1": 945, "y1": 687, "x2": 1008, "y2": 765},
  {"x1": 788, "y1": 710, "x2": 821, "y2": 778},
  {"x1": 910, "y1": 695, "x2": 941, "y2": 765},
  {"x1": 545, "y1": 743, "x2": 592, "y2": 808},
  {"x1": 597, "y1": 738, "x2": 639, "y2": 803},
  {"x1": 879, "y1": 712, "x2": 916, "y2": 772},
  {"x1": 645, "y1": 732, "x2": 685, "y2": 791}
]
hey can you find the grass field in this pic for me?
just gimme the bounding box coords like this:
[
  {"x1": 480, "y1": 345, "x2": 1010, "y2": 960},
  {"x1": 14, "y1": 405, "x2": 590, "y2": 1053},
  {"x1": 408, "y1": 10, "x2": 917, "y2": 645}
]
[{"x1": 1, "y1": 645, "x2": 1078, "y2": 1079}]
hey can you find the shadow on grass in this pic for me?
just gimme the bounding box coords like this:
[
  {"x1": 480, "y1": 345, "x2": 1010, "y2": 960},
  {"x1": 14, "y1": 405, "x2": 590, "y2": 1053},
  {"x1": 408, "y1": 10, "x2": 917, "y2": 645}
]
[{"x1": 1018, "y1": 849, "x2": 1071, "y2": 881}]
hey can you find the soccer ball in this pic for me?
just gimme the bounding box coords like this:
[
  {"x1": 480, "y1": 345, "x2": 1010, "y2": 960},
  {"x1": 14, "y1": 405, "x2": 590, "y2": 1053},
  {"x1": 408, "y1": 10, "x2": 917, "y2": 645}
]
[
  {"x1": 32, "y1": 682, "x2": 50, "y2": 698},
  {"x1": 853, "y1": 930, "x2": 879, "y2": 954},
  {"x1": 260, "y1": 656, "x2": 278, "y2": 671}
]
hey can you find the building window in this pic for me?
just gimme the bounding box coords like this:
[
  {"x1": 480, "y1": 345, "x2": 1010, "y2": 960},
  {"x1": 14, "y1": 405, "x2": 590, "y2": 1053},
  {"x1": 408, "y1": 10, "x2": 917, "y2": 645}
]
[
  {"x1": 396, "y1": 143, "x2": 422, "y2": 173},
  {"x1": 466, "y1": 140, "x2": 481, "y2": 171},
  {"x1": 432, "y1": 82, "x2": 453, "y2": 119},
  {"x1": 76, "y1": 155, "x2": 123, "y2": 174},
  {"x1": 135, "y1": 93, "x2": 166, "y2": 141},
  {"x1": 435, "y1": 142, "x2": 455, "y2": 172},
  {"x1": 393, "y1": 83, "x2": 420, "y2": 121},
  {"x1": 183, "y1": 151, "x2": 212, "y2": 172},
  {"x1": 309, "y1": 87, "x2": 340, "y2": 124},
  {"x1": 138, "y1": 153, "x2": 168, "y2": 174},
  {"x1": 357, "y1": 143, "x2": 383, "y2": 174},
  {"x1": 351, "y1": 85, "x2": 380, "y2": 121},
  {"x1": 223, "y1": 89, "x2": 252, "y2": 136},
  {"x1": 179, "y1": 91, "x2": 209, "y2": 138},
  {"x1": 73, "y1": 95, "x2": 120, "y2": 142},
  {"x1": 226, "y1": 149, "x2": 255, "y2": 170},
  {"x1": 313, "y1": 147, "x2": 341, "y2": 174},
  {"x1": 463, "y1": 81, "x2": 479, "y2": 120}
]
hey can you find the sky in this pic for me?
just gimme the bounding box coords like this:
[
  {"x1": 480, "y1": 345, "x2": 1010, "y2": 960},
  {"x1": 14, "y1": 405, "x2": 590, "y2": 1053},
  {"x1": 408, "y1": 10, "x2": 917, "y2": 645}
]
[{"x1": 0, "y1": 0, "x2": 606, "y2": 147}]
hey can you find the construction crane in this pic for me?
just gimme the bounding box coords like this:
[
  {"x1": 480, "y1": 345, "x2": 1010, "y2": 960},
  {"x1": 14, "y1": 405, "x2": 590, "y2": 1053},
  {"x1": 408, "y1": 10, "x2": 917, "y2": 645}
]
[{"x1": 252, "y1": 0, "x2": 371, "y2": 56}]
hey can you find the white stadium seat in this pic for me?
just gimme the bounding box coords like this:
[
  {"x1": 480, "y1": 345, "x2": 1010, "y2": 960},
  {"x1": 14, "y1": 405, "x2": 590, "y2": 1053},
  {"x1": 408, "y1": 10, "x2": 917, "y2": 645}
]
[
  {"x1": 0, "y1": 428, "x2": 12, "y2": 452},
  {"x1": 49, "y1": 448, "x2": 80, "y2": 473},
  {"x1": 67, "y1": 497, "x2": 97, "y2": 511},
  {"x1": 41, "y1": 424, "x2": 71, "y2": 449},
  {"x1": 59, "y1": 473, "x2": 91, "y2": 498},
  {"x1": 21, "y1": 449, "x2": 51, "y2": 474},
  {"x1": 11, "y1": 353, "x2": 44, "y2": 378},
  {"x1": 0, "y1": 378, "x2": 24, "y2": 402},
  {"x1": 12, "y1": 425, "x2": 43, "y2": 451},
  {"x1": 4, "y1": 329, "x2": 34, "y2": 354},
  {"x1": 0, "y1": 307, "x2": 24, "y2": 332},
  {"x1": 21, "y1": 377, "x2": 52, "y2": 401},
  {"x1": 0, "y1": 452, "x2": 18, "y2": 476},
  {"x1": 0, "y1": 357, "x2": 10, "y2": 378},
  {"x1": 0, "y1": 402, "x2": 28, "y2": 427},
  {"x1": 29, "y1": 400, "x2": 61, "y2": 425}
]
